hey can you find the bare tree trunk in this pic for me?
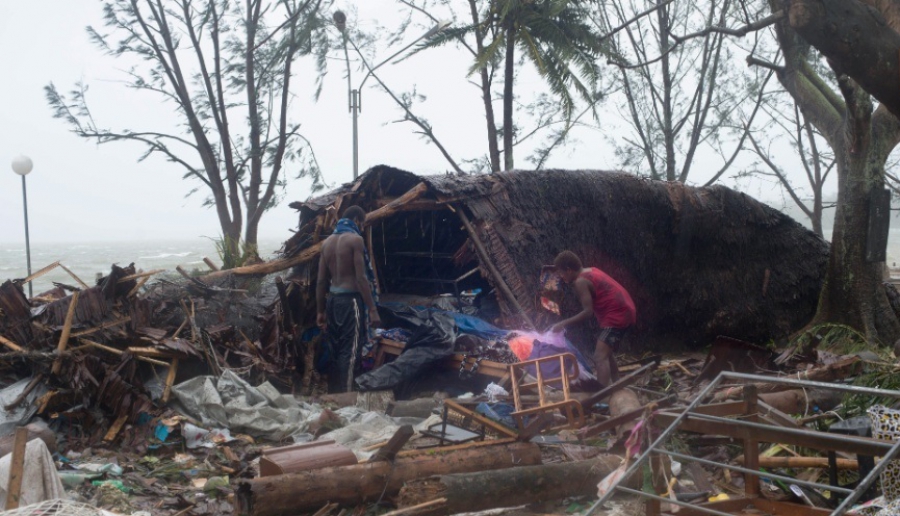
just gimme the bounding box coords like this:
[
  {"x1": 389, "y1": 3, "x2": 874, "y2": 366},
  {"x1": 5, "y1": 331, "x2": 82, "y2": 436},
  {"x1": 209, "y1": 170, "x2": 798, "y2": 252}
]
[
  {"x1": 657, "y1": 0, "x2": 676, "y2": 181},
  {"x1": 503, "y1": 20, "x2": 516, "y2": 172},
  {"x1": 469, "y1": 0, "x2": 501, "y2": 172}
]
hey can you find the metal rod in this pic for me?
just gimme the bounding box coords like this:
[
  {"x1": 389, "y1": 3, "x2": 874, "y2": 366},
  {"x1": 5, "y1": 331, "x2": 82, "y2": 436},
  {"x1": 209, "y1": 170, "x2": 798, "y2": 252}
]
[
  {"x1": 585, "y1": 370, "x2": 725, "y2": 515},
  {"x1": 21, "y1": 175, "x2": 32, "y2": 299},
  {"x1": 615, "y1": 486, "x2": 737, "y2": 516},
  {"x1": 660, "y1": 450, "x2": 854, "y2": 495},
  {"x1": 830, "y1": 436, "x2": 900, "y2": 515},
  {"x1": 351, "y1": 89, "x2": 359, "y2": 179},
  {"x1": 720, "y1": 371, "x2": 900, "y2": 398},
  {"x1": 684, "y1": 412, "x2": 895, "y2": 452}
]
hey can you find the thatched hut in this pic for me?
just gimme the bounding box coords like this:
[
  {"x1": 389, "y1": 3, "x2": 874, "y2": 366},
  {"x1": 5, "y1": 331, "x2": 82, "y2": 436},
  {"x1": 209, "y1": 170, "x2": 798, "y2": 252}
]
[{"x1": 279, "y1": 165, "x2": 828, "y2": 350}]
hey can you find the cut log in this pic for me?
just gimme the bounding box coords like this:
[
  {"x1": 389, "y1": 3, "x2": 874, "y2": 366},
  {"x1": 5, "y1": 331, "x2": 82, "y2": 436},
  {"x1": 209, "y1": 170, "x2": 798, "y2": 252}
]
[
  {"x1": 397, "y1": 457, "x2": 630, "y2": 515},
  {"x1": 235, "y1": 441, "x2": 541, "y2": 516}
]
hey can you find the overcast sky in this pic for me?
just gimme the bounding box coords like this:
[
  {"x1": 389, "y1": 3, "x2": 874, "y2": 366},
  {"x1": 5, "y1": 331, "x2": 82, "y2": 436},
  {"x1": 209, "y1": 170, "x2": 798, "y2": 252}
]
[{"x1": 0, "y1": 0, "x2": 836, "y2": 247}]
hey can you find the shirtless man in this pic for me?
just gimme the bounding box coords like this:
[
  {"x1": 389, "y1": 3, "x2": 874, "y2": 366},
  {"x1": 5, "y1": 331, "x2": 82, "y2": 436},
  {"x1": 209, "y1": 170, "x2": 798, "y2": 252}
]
[
  {"x1": 316, "y1": 206, "x2": 381, "y2": 393},
  {"x1": 549, "y1": 250, "x2": 636, "y2": 387}
]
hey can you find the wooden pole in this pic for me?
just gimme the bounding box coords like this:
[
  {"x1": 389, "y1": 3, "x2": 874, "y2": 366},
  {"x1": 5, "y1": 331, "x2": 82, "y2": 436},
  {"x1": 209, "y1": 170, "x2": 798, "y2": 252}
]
[
  {"x1": 235, "y1": 442, "x2": 541, "y2": 516},
  {"x1": 51, "y1": 291, "x2": 80, "y2": 376},
  {"x1": 0, "y1": 336, "x2": 23, "y2": 353},
  {"x1": 203, "y1": 257, "x2": 220, "y2": 271},
  {"x1": 456, "y1": 209, "x2": 534, "y2": 329},
  {"x1": 162, "y1": 359, "x2": 179, "y2": 403},
  {"x1": 5, "y1": 428, "x2": 28, "y2": 510},
  {"x1": 397, "y1": 456, "x2": 629, "y2": 515},
  {"x1": 58, "y1": 263, "x2": 90, "y2": 289}
]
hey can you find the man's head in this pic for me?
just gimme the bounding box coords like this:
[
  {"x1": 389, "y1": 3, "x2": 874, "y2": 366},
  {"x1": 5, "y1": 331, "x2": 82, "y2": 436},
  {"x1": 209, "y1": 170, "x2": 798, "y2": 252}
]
[
  {"x1": 342, "y1": 205, "x2": 366, "y2": 227},
  {"x1": 553, "y1": 250, "x2": 583, "y2": 283}
]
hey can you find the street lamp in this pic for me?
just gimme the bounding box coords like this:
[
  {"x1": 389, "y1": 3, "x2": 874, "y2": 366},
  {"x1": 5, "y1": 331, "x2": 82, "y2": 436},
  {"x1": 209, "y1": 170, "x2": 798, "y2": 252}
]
[
  {"x1": 11, "y1": 155, "x2": 33, "y2": 299},
  {"x1": 334, "y1": 12, "x2": 450, "y2": 179}
]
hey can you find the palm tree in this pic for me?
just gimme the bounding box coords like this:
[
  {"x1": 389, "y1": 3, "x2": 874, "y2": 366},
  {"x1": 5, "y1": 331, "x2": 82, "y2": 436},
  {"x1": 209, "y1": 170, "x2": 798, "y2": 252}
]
[{"x1": 426, "y1": 0, "x2": 606, "y2": 171}]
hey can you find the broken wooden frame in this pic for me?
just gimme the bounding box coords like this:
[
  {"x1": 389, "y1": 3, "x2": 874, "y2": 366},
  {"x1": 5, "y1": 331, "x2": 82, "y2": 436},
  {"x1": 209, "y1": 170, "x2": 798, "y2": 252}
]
[
  {"x1": 509, "y1": 353, "x2": 585, "y2": 432},
  {"x1": 587, "y1": 371, "x2": 900, "y2": 516}
]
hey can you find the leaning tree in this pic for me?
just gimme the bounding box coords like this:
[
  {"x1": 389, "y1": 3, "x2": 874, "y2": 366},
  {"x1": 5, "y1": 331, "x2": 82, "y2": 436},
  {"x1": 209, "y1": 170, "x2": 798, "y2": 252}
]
[{"x1": 46, "y1": 0, "x2": 332, "y2": 266}]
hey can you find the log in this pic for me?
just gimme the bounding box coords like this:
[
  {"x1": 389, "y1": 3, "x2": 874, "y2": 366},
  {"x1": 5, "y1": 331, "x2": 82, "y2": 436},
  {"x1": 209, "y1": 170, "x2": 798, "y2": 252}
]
[
  {"x1": 608, "y1": 388, "x2": 642, "y2": 438},
  {"x1": 235, "y1": 441, "x2": 542, "y2": 516},
  {"x1": 365, "y1": 183, "x2": 429, "y2": 226},
  {"x1": 711, "y1": 356, "x2": 861, "y2": 402},
  {"x1": 581, "y1": 361, "x2": 658, "y2": 411},
  {"x1": 397, "y1": 457, "x2": 629, "y2": 515}
]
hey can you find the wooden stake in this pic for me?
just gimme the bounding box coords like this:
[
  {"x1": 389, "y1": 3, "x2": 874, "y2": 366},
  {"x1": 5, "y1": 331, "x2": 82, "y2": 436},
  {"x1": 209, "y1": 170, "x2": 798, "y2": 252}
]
[
  {"x1": 162, "y1": 359, "x2": 179, "y2": 403},
  {"x1": 52, "y1": 291, "x2": 80, "y2": 376},
  {"x1": 5, "y1": 428, "x2": 28, "y2": 510},
  {"x1": 370, "y1": 425, "x2": 414, "y2": 462}
]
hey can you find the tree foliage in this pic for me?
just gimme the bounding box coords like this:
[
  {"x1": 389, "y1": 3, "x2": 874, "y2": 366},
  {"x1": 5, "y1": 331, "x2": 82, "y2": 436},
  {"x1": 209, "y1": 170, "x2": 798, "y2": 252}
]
[{"x1": 46, "y1": 0, "x2": 332, "y2": 261}]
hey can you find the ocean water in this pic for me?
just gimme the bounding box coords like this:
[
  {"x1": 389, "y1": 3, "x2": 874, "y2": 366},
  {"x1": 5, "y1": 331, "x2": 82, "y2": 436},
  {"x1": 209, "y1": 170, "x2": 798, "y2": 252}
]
[
  {"x1": 0, "y1": 238, "x2": 285, "y2": 294},
  {"x1": 3, "y1": 229, "x2": 900, "y2": 295}
]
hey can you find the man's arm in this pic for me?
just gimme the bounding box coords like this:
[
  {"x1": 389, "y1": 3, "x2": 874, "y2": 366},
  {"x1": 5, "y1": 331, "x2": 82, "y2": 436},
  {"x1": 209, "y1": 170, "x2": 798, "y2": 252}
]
[
  {"x1": 316, "y1": 247, "x2": 330, "y2": 329},
  {"x1": 352, "y1": 237, "x2": 381, "y2": 326},
  {"x1": 550, "y1": 278, "x2": 595, "y2": 332}
]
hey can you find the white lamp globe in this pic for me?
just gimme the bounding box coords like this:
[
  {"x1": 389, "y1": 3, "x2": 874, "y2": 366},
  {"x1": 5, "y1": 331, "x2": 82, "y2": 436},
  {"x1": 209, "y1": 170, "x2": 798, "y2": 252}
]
[{"x1": 11, "y1": 156, "x2": 33, "y2": 176}]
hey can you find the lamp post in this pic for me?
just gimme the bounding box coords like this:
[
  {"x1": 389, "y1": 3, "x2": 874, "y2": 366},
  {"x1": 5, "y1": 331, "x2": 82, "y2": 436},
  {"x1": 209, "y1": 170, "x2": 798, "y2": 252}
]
[
  {"x1": 334, "y1": 12, "x2": 449, "y2": 179},
  {"x1": 11, "y1": 156, "x2": 33, "y2": 298}
]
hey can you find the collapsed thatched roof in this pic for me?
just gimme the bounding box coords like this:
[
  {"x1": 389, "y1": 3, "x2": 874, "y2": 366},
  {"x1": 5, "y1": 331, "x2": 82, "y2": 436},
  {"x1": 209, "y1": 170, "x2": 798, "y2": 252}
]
[{"x1": 286, "y1": 165, "x2": 828, "y2": 349}]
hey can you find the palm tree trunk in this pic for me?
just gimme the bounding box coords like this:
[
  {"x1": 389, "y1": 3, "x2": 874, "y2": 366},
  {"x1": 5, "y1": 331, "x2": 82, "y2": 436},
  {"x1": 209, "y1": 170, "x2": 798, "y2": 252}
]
[{"x1": 503, "y1": 20, "x2": 516, "y2": 172}]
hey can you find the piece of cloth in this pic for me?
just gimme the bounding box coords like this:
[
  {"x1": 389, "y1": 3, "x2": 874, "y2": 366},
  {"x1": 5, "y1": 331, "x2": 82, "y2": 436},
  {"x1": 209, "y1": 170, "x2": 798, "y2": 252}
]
[
  {"x1": 333, "y1": 218, "x2": 379, "y2": 357},
  {"x1": 326, "y1": 292, "x2": 367, "y2": 393},
  {"x1": 0, "y1": 439, "x2": 65, "y2": 508},
  {"x1": 579, "y1": 267, "x2": 636, "y2": 328}
]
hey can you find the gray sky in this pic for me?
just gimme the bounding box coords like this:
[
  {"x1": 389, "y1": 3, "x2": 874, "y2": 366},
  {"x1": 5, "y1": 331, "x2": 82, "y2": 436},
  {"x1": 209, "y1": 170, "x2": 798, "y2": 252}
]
[{"x1": 0, "y1": 0, "x2": 835, "y2": 246}]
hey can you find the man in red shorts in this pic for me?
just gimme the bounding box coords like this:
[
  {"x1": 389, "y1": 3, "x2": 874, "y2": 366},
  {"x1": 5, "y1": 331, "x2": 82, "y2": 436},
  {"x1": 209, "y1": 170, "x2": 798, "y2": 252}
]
[{"x1": 550, "y1": 250, "x2": 636, "y2": 387}]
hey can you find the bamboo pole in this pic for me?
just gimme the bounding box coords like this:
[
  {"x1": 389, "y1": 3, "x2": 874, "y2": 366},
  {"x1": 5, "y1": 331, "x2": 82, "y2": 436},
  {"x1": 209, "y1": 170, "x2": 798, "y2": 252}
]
[
  {"x1": 0, "y1": 335, "x2": 23, "y2": 352},
  {"x1": 51, "y1": 291, "x2": 80, "y2": 375},
  {"x1": 455, "y1": 209, "x2": 534, "y2": 329},
  {"x1": 78, "y1": 338, "x2": 169, "y2": 366},
  {"x1": 58, "y1": 263, "x2": 90, "y2": 289}
]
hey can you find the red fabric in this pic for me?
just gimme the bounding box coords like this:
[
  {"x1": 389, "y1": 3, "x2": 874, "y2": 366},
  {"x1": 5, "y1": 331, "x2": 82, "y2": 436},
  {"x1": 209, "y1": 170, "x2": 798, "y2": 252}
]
[{"x1": 579, "y1": 268, "x2": 636, "y2": 328}]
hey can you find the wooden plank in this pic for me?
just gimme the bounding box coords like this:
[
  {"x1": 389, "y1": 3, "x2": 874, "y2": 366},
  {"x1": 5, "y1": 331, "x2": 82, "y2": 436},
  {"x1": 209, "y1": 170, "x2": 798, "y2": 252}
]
[
  {"x1": 116, "y1": 269, "x2": 166, "y2": 283},
  {"x1": 127, "y1": 276, "x2": 149, "y2": 297},
  {"x1": 162, "y1": 359, "x2": 179, "y2": 403},
  {"x1": 51, "y1": 291, "x2": 80, "y2": 375},
  {"x1": 5, "y1": 428, "x2": 28, "y2": 509},
  {"x1": 58, "y1": 263, "x2": 90, "y2": 289},
  {"x1": 384, "y1": 498, "x2": 447, "y2": 516},
  {"x1": 78, "y1": 338, "x2": 169, "y2": 367},
  {"x1": 104, "y1": 414, "x2": 129, "y2": 442},
  {"x1": 15, "y1": 261, "x2": 61, "y2": 288},
  {"x1": 203, "y1": 257, "x2": 220, "y2": 271},
  {"x1": 71, "y1": 316, "x2": 132, "y2": 338},
  {"x1": 444, "y1": 399, "x2": 518, "y2": 438}
]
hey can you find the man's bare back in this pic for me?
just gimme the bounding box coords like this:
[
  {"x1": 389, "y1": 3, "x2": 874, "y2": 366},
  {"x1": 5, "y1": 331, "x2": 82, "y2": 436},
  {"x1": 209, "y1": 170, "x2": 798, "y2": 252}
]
[{"x1": 316, "y1": 214, "x2": 380, "y2": 329}]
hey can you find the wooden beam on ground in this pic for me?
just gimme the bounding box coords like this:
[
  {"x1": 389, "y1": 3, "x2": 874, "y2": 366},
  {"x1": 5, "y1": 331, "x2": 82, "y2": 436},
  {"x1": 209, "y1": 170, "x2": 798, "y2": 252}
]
[
  {"x1": 370, "y1": 425, "x2": 414, "y2": 462},
  {"x1": 71, "y1": 317, "x2": 132, "y2": 338},
  {"x1": 51, "y1": 291, "x2": 80, "y2": 376},
  {"x1": 0, "y1": 335, "x2": 23, "y2": 353},
  {"x1": 104, "y1": 414, "x2": 129, "y2": 442},
  {"x1": 5, "y1": 428, "x2": 28, "y2": 509},
  {"x1": 456, "y1": 208, "x2": 534, "y2": 329},
  {"x1": 581, "y1": 360, "x2": 659, "y2": 411}
]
